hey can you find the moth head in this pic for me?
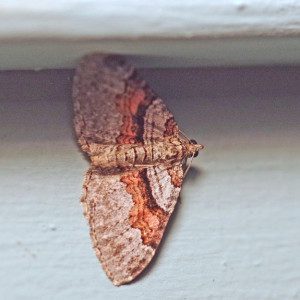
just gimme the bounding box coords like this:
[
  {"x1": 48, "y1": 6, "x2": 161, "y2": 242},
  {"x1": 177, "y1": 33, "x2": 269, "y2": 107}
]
[{"x1": 189, "y1": 139, "x2": 204, "y2": 158}]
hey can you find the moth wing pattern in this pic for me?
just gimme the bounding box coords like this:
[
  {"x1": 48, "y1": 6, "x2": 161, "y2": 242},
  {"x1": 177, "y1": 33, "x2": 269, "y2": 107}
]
[
  {"x1": 81, "y1": 163, "x2": 184, "y2": 286},
  {"x1": 73, "y1": 54, "x2": 180, "y2": 155},
  {"x1": 73, "y1": 53, "x2": 192, "y2": 285}
]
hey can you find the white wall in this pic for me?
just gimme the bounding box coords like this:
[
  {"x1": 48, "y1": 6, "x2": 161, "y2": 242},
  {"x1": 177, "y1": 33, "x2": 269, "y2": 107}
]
[
  {"x1": 1, "y1": 0, "x2": 300, "y2": 38},
  {"x1": 0, "y1": 0, "x2": 300, "y2": 69}
]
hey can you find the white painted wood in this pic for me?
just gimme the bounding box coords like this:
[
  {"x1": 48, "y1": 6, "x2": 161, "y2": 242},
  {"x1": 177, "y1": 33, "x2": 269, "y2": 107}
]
[
  {"x1": 1, "y1": 0, "x2": 300, "y2": 38},
  {"x1": 1, "y1": 37, "x2": 300, "y2": 70},
  {"x1": 0, "y1": 0, "x2": 300, "y2": 69},
  {"x1": 0, "y1": 66, "x2": 299, "y2": 299}
]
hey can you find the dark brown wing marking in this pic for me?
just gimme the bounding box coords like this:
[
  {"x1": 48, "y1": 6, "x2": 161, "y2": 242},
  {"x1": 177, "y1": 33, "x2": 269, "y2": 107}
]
[{"x1": 73, "y1": 54, "x2": 180, "y2": 154}]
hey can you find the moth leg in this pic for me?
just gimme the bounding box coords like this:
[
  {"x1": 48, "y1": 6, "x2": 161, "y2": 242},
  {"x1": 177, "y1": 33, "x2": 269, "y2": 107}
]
[{"x1": 133, "y1": 164, "x2": 156, "y2": 168}]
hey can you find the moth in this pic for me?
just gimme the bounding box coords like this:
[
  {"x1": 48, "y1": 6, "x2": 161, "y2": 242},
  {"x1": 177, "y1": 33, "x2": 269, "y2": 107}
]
[{"x1": 72, "y1": 54, "x2": 203, "y2": 286}]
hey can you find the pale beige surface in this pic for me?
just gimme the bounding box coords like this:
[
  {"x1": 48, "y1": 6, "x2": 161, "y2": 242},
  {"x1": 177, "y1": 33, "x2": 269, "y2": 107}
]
[{"x1": 0, "y1": 66, "x2": 300, "y2": 299}]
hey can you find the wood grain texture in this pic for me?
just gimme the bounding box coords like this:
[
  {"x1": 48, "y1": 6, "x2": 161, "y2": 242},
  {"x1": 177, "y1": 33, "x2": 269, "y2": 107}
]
[{"x1": 0, "y1": 67, "x2": 299, "y2": 299}]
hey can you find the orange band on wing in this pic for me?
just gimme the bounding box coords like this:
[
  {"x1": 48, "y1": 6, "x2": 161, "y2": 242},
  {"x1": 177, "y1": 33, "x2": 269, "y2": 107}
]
[
  {"x1": 121, "y1": 169, "x2": 168, "y2": 248},
  {"x1": 116, "y1": 88, "x2": 151, "y2": 144}
]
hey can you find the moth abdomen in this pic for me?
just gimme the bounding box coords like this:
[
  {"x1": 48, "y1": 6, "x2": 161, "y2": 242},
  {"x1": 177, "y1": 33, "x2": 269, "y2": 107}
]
[{"x1": 90, "y1": 141, "x2": 189, "y2": 171}]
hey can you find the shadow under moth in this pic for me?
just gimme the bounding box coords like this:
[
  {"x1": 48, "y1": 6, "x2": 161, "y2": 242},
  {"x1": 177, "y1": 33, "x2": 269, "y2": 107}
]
[{"x1": 72, "y1": 54, "x2": 203, "y2": 286}]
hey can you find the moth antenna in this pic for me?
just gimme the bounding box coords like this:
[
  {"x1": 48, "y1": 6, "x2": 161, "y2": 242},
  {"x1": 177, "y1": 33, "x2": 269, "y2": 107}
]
[{"x1": 179, "y1": 129, "x2": 191, "y2": 142}]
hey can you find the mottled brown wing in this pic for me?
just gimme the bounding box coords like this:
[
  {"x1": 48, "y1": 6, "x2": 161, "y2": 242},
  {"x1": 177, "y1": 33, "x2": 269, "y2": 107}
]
[
  {"x1": 73, "y1": 54, "x2": 179, "y2": 154},
  {"x1": 81, "y1": 163, "x2": 184, "y2": 286}
]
